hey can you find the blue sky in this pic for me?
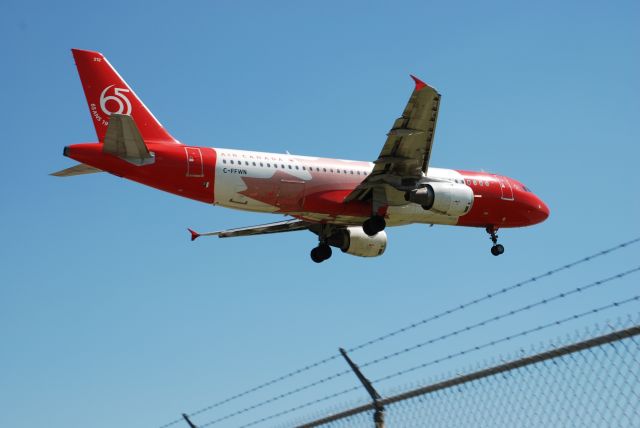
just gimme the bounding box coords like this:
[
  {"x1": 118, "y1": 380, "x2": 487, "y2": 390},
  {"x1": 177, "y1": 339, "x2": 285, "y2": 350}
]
[{"x1": 1, "y1": 1, "x2": 638, "y2": 427}]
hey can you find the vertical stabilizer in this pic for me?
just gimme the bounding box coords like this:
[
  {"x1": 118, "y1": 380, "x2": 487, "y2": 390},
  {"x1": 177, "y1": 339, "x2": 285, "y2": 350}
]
[{"x1": 71, "y1": 49, "x2": 178, "y2": 144}]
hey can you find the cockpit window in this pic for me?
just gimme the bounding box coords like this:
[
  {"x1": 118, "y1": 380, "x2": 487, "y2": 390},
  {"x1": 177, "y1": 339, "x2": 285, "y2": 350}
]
[{"x1": 523, "y1": 185, "x2": 532, "y2": 192}]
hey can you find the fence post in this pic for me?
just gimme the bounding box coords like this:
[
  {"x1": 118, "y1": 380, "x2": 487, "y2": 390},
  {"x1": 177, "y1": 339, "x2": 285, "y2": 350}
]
[
  {"x1": 181, "y1": 413, "x2": 198, "y2": 428},
  {"x1": 339, "y1": 348, "x2": 385, "y2": 428}
]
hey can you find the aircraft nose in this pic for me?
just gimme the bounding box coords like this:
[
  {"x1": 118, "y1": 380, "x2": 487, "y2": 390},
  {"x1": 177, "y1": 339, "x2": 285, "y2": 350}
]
[{"x1": 533, "y1": 196, "x2": 550, "y2": 223}]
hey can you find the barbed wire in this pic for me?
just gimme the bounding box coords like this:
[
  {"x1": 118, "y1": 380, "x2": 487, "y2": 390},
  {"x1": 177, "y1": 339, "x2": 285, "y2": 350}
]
[
  {"x1": 158, "y1": 237, "x2": 639, "y2": 428},
  {"x1": 359, "y1": 266, "x2": 640, "y2": 369},
  {"x1": 347, "y1": 237, "x2": 640, "y2": 353},
  {"x1": 373, "y1": 295, "x2": 640, "y2": 384},
  {"x1": 200, "y1": 294, "x2": 640, "y2": 428}
]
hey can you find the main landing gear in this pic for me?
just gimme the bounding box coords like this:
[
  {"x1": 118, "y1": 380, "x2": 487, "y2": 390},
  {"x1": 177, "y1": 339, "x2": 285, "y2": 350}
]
[
  {"x1": 310, "y1": 242, "x2": 332, "y2": 263},
  {"x1": 486, "y1": 226, "x2": 505, "y2": 256},
  {"x1": 363, "y1": 215, "x2": 386, "y2": 237}
]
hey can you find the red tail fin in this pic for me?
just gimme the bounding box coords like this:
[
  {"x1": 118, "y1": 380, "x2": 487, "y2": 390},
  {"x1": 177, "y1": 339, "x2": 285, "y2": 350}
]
[{"x1": 71, "y1": 49, "x2": 178, "y2": 144}]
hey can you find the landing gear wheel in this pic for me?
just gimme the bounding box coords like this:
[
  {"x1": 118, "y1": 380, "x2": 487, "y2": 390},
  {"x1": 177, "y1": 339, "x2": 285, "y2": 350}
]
[
  {"x1": 363, "y1": 216, "x2": 386, "y2": 236},
  {"x1": 491, "y1": 244, "x2": 505, "y2": 256},
  {"x1": 310, "y1": 247, "x2": 323, "y2": 263},
  {"x1": 318, "y1": 243, "x2": 332, "y2": 260},
  {"x1": 310, "y1": 243, "x2": 332, "y2": 263}
]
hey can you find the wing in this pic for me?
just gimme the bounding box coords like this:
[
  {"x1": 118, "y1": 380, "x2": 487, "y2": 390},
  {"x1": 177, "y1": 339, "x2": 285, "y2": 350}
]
[
  {"x1": 188, "y1": 219, "x2": 311, "y2": 240},
  {"x1": 345, "y1": 75, "x2": 441, "y2": 205}
]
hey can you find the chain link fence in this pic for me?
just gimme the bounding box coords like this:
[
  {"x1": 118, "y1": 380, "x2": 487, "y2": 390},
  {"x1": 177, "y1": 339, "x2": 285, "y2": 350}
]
[{"x1": 289, "y1": 318, "x2": 640, "y2": 428}]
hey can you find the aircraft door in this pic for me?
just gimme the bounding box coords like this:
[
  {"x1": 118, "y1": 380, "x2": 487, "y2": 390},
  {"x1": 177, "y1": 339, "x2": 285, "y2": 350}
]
[
  {"x1": 277, "y1": 180, "x2": 305, "y2": 211},
  {"x1": 495, "y1": 175, "x2": 514, "y2": 200},
  {"x1": 185, "y1": 147, "x2": 204, "y2": 177}
]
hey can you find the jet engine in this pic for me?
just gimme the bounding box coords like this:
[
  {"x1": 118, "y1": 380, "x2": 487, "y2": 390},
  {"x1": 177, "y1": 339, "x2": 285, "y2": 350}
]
[
  {"x1": 405, "y1": 182, "x2": 474, "y2": 216},
  {"x1": 327, "y1": 227, "x2": 387, "y2": 257}
]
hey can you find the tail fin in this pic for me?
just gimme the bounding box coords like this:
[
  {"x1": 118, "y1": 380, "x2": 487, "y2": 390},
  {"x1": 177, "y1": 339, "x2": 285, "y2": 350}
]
[{"x1": 71, "y1": 49, "x2": 178, "y2": 144}]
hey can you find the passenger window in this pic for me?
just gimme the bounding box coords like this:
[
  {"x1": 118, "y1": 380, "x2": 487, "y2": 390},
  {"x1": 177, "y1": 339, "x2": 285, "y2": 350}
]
[
  {"x1": 288, "y1": 165, "x2": 292, "y2": 169},
  {"x1": 473, "y1": 180, "x2": 477, "y2": 185},
  {"x1": 267, "y1": 163, "x2": 271, "y2": 167},
  {"x1": 260, "y1": 162, "x2": 263, "y2": 167},
  {"x1": 252, "y1": 162, "x2": 256, "y2": 166},
  {"x1": 350, "y1": 170, "x2": 354, "y2": 174},
  {"x1": 281, "y1": 164, "x2": 285, "y2": 169},
  {"x1": 222, "y1": 159, "x2": 227, "y2": 164},
  {"x1": 230, "y1": 160, "x2": 234, "y2": 164},
  {"x1": 245, "y1": 161, "x2": 249, "y2": 166}
]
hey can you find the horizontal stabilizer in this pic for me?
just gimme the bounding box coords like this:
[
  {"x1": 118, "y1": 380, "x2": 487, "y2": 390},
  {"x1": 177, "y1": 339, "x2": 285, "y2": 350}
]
[
  {"x1": 103, "y1": 114, "x2": 155, "y2": 166},
  {"x1": 50, "y1": 163, "x2": 103, "y2": 177}
]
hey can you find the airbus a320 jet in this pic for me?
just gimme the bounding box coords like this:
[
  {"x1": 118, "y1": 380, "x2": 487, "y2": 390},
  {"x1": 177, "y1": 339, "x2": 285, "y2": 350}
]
[{"x1": 53, "y1": 49, "x2": 549, "y2": 262}]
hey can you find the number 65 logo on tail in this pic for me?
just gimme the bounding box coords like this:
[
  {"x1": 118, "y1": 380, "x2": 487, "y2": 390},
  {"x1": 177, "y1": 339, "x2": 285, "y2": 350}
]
[{"x1": 100, "y1": 85, "x2": 132, "y2": 116}]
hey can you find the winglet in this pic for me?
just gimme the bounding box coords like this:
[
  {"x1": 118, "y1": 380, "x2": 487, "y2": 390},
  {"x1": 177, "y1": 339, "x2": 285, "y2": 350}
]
[
  {"x1": 188, "y1": 228, "x2": 200, "y2": 241},
  {"x1": 410, "y1": 74, "x2": 427, "y2": 91}
]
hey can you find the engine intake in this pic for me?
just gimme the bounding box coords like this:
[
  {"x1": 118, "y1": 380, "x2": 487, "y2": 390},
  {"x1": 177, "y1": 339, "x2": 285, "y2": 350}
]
[
  {"x1": 327, "y1": 227, "x2": 387, "y2": 258},
  {"x1": 406, "y1": 182, "x2": 474, "y2": 216}
]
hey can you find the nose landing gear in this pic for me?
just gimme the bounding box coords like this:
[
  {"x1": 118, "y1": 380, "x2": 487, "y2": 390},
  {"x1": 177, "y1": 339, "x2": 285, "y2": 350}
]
[{"x1": 486, "y1": 226, "x2": 505, "y2": 256}]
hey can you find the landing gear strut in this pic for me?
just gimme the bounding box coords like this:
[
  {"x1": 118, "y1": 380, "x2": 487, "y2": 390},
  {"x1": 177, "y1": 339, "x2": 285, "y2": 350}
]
[
  {"x1": 486, "y1": 226, "x2": 505, "y2": 256},
  {"x1": 363, "y1": 215, "x2": 386, "y2": 236},
  {"x1": 310, "y1": 242, "x2": 332, "y2": 263}
]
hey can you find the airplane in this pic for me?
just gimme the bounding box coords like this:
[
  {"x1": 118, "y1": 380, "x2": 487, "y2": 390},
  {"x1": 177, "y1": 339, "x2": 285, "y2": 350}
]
[{"x1": 53, "y1": 49, "x2": 549, "y2": 263}]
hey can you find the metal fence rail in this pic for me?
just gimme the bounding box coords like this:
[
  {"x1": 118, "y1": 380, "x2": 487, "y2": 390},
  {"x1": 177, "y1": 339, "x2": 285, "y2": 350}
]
[{"x1": 292, "y1": 322, "x2": 640, "y2": 428}]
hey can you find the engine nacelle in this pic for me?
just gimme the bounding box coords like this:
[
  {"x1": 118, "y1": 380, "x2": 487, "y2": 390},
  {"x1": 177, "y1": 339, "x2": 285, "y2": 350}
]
[
  {"x1": 327, "y1": 227, "x2": 387, "y2": 258},
  {"x1": 406, "y1": 182, "x2": 474, "y2": 216}
]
